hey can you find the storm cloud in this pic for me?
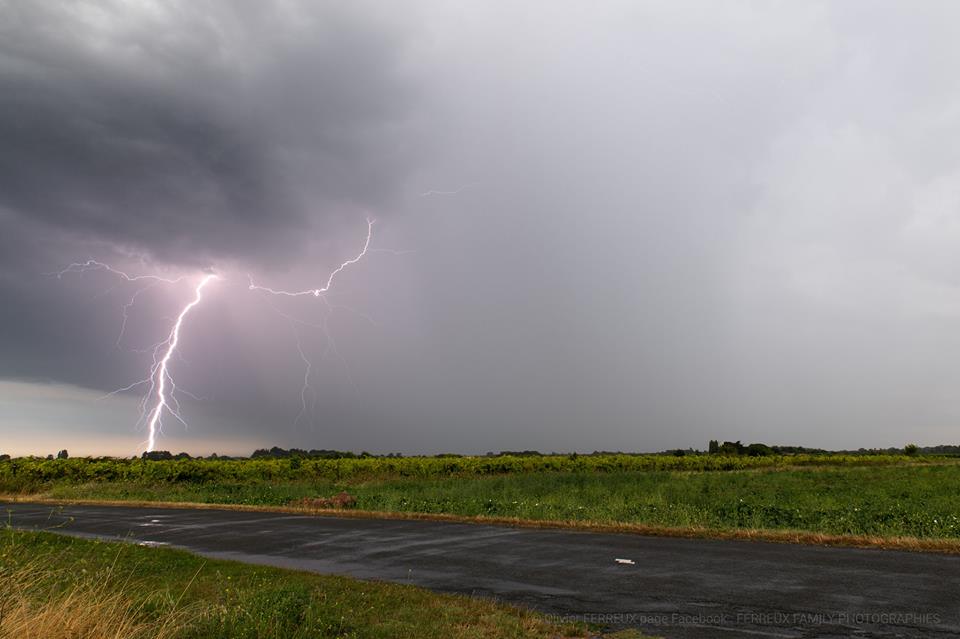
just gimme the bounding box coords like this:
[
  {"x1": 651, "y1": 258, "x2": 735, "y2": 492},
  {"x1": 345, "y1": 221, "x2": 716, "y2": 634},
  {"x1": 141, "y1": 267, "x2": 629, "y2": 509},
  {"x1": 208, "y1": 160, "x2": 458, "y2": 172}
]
[
  {"x1": 0, "y1": 1, "x2": 420, "y2": 266},
  {"x1": 3, "y1": 1, "x2": 960, "y2": 455}
]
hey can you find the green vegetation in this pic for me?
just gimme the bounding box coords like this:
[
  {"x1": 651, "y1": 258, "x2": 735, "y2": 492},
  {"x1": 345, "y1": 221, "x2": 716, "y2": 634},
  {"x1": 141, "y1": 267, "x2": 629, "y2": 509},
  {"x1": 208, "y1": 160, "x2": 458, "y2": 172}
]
[
  {"x1": 0, "y1": 528, "x2": 588, "y2": 639},
  {"x1": 3, "y1": 454, "x2": 960, "y2": 541},
  {"x1": 351, "y1": 465, "x2": 960, "y2": 538},
  {"x1": 0, "y1": 451, "x2": 926, "y2": 490}
]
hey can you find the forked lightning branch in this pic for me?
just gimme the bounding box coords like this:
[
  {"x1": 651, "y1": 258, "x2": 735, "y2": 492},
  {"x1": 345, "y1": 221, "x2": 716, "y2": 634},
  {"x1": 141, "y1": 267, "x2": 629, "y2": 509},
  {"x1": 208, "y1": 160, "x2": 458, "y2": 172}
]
[{"x1": 54, "y1": 219, "x2": 377, "y2": 453}]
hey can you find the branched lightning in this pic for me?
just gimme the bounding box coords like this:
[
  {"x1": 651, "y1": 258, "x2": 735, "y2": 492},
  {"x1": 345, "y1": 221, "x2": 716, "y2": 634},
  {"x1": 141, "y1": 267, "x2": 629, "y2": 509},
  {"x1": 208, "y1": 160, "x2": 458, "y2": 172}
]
[
  {"x1": 293, "y1": 330, "x2": 313, "y2": 426},
  {"x1": 419, "y1": 182, "x2": 478, "y2": 197},
  {"x1": 117, "y1": 281, "x2": 159, "y2": 348},
  {"x1": 54, "y1": 217, "x2": 386, "y2": 452},
  {"x1": 53, "y1": 261, "x2": 184, "y2": 349},
  {"x1": 245, "y1": 217, "x2": 378, "y2": 423},
  {"x1": 141, "y1": 274, "x2": 218, "y2": 452},
  {"x1": 246, "y1": 218, "x2": 374, "y2": 298},
  {"x1": 53, "y1": 259, "x2": 183, "y2": 284}
]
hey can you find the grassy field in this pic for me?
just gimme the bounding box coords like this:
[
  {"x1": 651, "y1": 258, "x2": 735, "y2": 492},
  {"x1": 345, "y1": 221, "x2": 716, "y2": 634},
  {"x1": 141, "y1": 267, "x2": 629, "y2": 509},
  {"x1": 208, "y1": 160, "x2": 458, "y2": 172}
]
[
  {"x1": 0, "y1": 527, "x2": 599, "y2": 639},
  {"x1": 3, "y1": 454, "x2": 960, "y2": 544},
  {"x1": 0, "y1": 452, "x2": 926, "y2": 487}
]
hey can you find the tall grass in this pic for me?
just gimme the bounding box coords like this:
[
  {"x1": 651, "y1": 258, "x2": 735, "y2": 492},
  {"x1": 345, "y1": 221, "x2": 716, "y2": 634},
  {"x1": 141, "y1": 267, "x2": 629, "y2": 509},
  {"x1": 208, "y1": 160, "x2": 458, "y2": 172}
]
[
  {"x1": 350, "y1": 465, "x2": 960, "y2": 538},
  {"x1": 0, "y1": 541, "x2": 196, "y2": 639},
  {"x1": 0, "y1": 530, "x2": 588, "y2": 639}
]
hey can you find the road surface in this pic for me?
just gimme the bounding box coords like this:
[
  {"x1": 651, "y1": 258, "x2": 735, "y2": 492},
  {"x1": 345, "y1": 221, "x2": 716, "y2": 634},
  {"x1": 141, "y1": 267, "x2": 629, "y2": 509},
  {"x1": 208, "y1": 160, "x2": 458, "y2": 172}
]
[{"x1": 2, "y1": 502, "x2": 957, "y2": 638}]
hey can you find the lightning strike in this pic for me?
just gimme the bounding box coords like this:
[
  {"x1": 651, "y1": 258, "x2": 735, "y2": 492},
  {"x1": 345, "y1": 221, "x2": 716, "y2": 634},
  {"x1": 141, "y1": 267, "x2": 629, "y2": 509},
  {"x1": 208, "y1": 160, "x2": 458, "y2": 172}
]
[
  {"x1": 52, "y1": 261, "x2": 185, "y2": 348},
  {"x1": 419, "y1": 182, "x2": 478, "y2": 197},
  {"x1": 53, "y1": 259, "x2": 183, "y2": 284},
  {"x1": 55, "y1": 218, "x2": 385, "y2": 451},
  {"x1": 142, "y1": 273, "x2": 218, "y2": 452},
  {"x1": 247, "y1": 218, "x2": 375, "y2": 298},
  {"x1": 117, "y1": 280, "x2": 159, "y2": 348},
  {"x1": 250, "y1": 219, "x2": 381, "y2": 424}
]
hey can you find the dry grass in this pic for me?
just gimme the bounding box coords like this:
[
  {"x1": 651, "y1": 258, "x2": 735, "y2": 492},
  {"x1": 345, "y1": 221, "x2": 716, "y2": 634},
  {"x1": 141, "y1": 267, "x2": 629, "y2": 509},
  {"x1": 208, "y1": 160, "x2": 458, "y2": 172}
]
[
  {"x1": 0, "y1": 547, "x2": 197, "y2": 639},
  {"x1": 0, "y1": 529, "x2": 595, "y2": 639},
  {"x1": 6, "y1": 494, "x2": 960, "y2": 555}
]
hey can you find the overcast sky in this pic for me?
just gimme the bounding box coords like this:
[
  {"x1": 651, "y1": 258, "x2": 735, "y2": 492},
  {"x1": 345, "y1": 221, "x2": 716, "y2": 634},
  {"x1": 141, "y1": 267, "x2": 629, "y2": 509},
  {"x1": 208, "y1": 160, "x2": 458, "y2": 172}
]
[{"x1": 3, "y1": 1, "x2": 960, "y2": 456}]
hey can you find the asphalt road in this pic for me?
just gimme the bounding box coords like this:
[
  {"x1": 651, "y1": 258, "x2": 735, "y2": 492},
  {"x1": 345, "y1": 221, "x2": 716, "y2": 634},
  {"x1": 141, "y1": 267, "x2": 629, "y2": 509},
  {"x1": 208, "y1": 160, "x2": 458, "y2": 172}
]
[{"x1": 2, "y1": 502, "x2": 957, "y2": 638}]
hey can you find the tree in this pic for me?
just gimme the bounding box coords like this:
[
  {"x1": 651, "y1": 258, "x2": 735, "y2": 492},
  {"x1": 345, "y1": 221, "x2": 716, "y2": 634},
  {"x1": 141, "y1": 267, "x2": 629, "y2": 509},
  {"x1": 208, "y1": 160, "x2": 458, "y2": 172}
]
[
  {"x1": 142, "y1": 450, "x2": 173, "y2": 461},
  {"x1": 745, "y1": 443, "x2": 773, "y2": 457},
  {"x1": 56, "y1": 449, "x2": 69, "y2": 459},
  {"x1": 903, "y1": 443, "x2": 919, "y2": 456},
  {"x1": 708, "y1": 440, "x2": 719, "y2": 454},
  {"x1": 718, "y1": 441, "x2": 743, "y2": 455}
]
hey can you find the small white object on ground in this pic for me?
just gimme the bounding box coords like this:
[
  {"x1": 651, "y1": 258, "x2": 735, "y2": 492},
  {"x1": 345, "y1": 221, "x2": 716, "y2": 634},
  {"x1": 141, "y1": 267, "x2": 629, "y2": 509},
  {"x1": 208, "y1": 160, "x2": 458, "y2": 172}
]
[{"x1": 615, "y1": 558, "x2": 635, "y2": 565}]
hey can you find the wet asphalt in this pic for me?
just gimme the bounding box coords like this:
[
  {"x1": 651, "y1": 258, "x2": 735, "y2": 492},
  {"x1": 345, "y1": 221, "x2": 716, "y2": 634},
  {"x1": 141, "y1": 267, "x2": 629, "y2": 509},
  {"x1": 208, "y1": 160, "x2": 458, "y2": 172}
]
[{"x1": 2, "y1": 502, "x2": 957, "y2": 638}]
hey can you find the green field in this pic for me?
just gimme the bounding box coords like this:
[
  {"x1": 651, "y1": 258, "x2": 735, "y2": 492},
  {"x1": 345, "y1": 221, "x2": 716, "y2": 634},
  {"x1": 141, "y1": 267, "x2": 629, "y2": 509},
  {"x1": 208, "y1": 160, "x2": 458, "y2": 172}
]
[
  {"x1": 3, "y1": 454, "x2": 959, "y2": 541},
  {"x1": 0, "y1": 527, "x2": 596, "y2": 639}
]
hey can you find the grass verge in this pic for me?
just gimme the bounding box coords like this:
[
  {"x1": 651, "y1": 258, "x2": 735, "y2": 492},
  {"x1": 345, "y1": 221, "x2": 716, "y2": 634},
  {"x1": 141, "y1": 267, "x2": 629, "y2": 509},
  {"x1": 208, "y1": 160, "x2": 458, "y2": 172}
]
[{"x1": 0, "y1": 527, "x2": 597, "y2": 639}]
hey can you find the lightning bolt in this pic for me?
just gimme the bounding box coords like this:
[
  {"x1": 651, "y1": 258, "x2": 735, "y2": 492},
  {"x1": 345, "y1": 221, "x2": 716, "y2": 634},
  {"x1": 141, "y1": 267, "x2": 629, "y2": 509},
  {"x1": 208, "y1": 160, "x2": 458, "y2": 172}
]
[
  {"x1": 419, "y1": 182, "x2": 478, "y2": 197},
  {"x1": 52, "y1": 260, "x2": 184, "y2": 349},
  {"x1": 142, "y1": 274, "x2": 218, "y2": 452},
  {"x1": 53, "y1": 217, "x2": 385, "y2": 452},
  {"x1": 53, "y1": 259, "x2": 183, "y2": 284},
  {"x1": 248, "y1": 220, "x2": 378, "y2": 424},
  {"x1": 247, "y1": 218, "x2": 374, "y2": 297}
]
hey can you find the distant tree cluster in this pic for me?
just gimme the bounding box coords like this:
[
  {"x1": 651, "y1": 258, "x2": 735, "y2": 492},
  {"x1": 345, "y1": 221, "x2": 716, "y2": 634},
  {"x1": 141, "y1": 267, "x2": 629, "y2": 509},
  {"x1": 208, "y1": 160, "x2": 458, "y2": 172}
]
[
  {"x1": 705, "y1": 440, "x2": 937, "y2": 457},
  {"x1": 250, "y1": 447, "x2": 400, "y2": 460},
  {"x1": 496, "y1": 450, "x2": 543, "y2": 457},
  {"x1": 706, "y1": 440, "x2": 775, "y2": 457},
  {"x1": 706, "y1": 440, "x2": 792, "y2": 456},
  {"x1": 141, "y1": 451, "x2": 193, "y2": 461},
  {"x1": 917, "y1": 444, "x2": 960, "y2": 456},
  {"x1": 660, "y1": 448, "x2": 699, "y2": 457}
]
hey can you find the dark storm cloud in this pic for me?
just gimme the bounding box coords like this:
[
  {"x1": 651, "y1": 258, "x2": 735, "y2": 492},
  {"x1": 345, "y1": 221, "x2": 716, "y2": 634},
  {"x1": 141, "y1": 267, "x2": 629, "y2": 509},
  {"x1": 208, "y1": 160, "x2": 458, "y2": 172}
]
[{"x1": 0, "y1": 1, "x2": 419, "y2": 266}]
